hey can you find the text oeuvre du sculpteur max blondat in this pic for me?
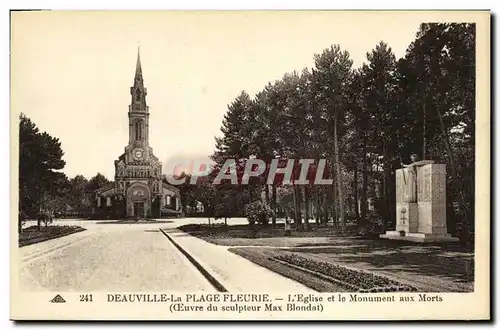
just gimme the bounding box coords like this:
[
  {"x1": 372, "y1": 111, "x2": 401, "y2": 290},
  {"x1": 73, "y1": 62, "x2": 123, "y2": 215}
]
[{"x1": 105, "y1": 293, "x2": 444, "y2": 313}]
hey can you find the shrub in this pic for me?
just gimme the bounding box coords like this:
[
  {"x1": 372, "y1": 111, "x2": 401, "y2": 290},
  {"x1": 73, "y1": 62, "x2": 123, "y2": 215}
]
[
  {"x1": 244, "y1": 201, "x2": 274, "y2": 226},
  {"x1": 275, "y1": 253, "x2": 417, "y2": 292},
  {"x1": 37, "y1": 211, "x2": 53, "y2": 227}
]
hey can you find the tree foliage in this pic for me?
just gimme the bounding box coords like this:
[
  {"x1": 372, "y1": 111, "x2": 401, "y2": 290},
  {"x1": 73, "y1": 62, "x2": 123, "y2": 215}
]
[
  {"x1": 19, "y1": 114, "x2": 116, "y2": 227},
  {"x1": 19, "y1": 113, "x2": 68, "y2": 230},
  {"x1": 210, "y1": 23, "x2": 475, "y2": 241}
]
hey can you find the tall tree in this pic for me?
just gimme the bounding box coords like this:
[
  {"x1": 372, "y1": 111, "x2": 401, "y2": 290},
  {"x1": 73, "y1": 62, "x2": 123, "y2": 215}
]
[
  {"x1": 69, "y1": 175, "x2": 91, "y2": 209},
  {"x1": 361, "y1": 41, "x2": 398, "y2": 228},
  {"x1": 87, "y1": 172, "x2": 111, "y2": 209},
  {"x1": 19, "y1": 113, "x2": 67, "y2": 231},
  {"x1": 313, "y1": 45, "x2": 353, "y2": 233}
]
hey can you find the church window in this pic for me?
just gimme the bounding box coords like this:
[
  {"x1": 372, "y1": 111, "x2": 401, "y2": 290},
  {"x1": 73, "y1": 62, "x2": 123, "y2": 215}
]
[
  {"x1": 136, "y1": 89, "x2": 142, "y2": 102},
  {"x1": 135, "y1": 121, "x2": 142, "y2": 140}
]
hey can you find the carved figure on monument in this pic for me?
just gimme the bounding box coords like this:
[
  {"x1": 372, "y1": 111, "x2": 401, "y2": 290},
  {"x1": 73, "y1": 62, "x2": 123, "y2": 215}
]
[
  {"x1": 400, "y1": 153, "x2": 419, "y2": 202},
  {"x1": 400, "y1": 154, "x2": 434, "y2": 202}
]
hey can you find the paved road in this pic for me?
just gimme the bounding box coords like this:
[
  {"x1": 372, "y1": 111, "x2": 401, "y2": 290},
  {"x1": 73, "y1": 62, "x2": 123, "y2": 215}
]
[{"x1": 19, "y1": 219, "x2": 225, "y2": 292}]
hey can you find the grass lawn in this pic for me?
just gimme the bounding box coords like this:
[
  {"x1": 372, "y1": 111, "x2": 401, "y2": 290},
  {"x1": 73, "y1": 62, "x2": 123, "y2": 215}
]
[
  {"x1": 96, "y1": 219, "x2": 175, "y2": 225},
  {"x1": 19, "y1": 225, "x2": 86, "y2": 247},
  {"x1": 178, "y1": 222, "x2": 359, "y2": 247},
  {"x1": 285, "y1": 239, "x2": 474, "y2": 292},
  {"x1": 180, "y1": 223, "x2": 474, "y2": 292}
]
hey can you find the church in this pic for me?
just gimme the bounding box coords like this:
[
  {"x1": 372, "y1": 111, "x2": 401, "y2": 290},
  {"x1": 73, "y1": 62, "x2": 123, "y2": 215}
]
[{"x1": 95, "y1": 50, "x2": 182, "y2": 218}]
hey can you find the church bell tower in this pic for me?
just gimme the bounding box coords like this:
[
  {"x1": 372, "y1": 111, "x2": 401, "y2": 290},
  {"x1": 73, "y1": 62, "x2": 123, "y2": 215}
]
[
  {"x1": 128, "y1": 47, "x2": 149, "y2": 149},
  {"x1": 112, "y1": 48, "x2": 164, "y2": 218},
  {"x1": 97, "y1": 48, "x2": 181, "y2": 220}
]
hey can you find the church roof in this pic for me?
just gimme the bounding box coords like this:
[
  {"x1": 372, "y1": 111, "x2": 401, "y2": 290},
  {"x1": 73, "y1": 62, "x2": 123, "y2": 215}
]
[
  {"x1": 95, "y1": 183, "x2": 115, "y2": 194},
  {"x1": 116, "y1": 153, "x2": 126, "y2": 162},
  {"x1": 162, "y1": 181, "x2": 180, "y2": 193}
]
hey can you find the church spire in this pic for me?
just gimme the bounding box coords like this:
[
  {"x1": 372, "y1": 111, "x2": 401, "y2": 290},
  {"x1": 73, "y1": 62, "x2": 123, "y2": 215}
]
[
  {"x1": 130, "y1": 46, "x2": 148, "y2": 113},
  {"x1": 135, "y1": 46, "x2": 142, "y2": 81}
]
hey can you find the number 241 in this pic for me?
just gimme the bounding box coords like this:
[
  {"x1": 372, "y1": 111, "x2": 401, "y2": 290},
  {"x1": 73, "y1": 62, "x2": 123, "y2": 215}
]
[{"x1": 80, "y1": 294, "x2": 93, "y2": 302}]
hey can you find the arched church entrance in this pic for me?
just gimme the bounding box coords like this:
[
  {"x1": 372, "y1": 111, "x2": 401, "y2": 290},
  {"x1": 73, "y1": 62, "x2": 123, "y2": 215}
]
[{"x1": 127, "y1": 183, "x2": 151, "y2": 218}]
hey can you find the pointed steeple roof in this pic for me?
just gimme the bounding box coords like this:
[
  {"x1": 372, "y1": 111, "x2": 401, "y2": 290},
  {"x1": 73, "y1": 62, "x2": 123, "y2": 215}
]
[{"x1": 135, "y1": 46, "x2": 142, "y2": 81}]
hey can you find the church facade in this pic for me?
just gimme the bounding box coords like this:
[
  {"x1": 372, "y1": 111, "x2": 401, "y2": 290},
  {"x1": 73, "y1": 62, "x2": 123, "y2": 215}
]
[{"x1": 95, "y1": 50, "x2": 181, "y2": 218}]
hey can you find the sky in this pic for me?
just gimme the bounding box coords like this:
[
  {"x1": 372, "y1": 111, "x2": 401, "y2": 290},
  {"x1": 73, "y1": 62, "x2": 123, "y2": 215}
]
[{"x1": 11, "y1": 11, "x2": 463, "y2": 180}]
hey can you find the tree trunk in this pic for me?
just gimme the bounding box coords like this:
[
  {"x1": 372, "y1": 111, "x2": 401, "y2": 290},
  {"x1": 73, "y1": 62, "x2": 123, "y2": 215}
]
[
  {"x1": 297, "y1": 185, "x2": 303, "y2": 229},
  {"x1": 315, "y1": 190, "x2": 321, "y2": 229},
  {"x1": 447, "y1": 195, "x2": 457, "y2": 236},
  {"x1": 436, "y1": 106, "x2": 458, "y2": 195},
  {"x1": 264, "y1": 184, "x2": 270, "y2": 205},
  {"x1": 271, "y1": 184, "x2": 277, "y2": 228},
  {"x1": 353, "y1": 165, "x2": 360, "y2": 223},
  {"x1": 37, "y1": 190, "x2": 44, "y2": 231},
  {"x1": 303, "y1": 186, "x2": 310, "y2": 231},
  {"x1": 382, "y1": 137, "x2": 391, "y2": 230},
  {"x1": 322, "y1": 186, "x2": 328, "y2": 224},
  {"x1": 333, "y1": 113, "x2": 345, "y2": 233},
  {"x1": 293, "y1": 185, "x2": 302, "y2": 229},
  {"x1": 361, "y1": 134, "x2": 368, "y2": 227},
  {"x1": 423, "y1": 94, "x2": 427, "y2": 159},
  {"x1": 249, "y1": 185, "x2": 254, "y2": 203},
  {"x1": 330, "y1": 171, "x2": 337, "y2": 227},
  {"x1": 436, "y1": 105, "x2": 467, "y2": 240},
  {"x1": 249, "y1": 221, "x2": 256, "y2": 238}
]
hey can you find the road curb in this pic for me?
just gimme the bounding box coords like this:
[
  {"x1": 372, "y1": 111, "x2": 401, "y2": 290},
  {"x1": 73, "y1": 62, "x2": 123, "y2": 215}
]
[{"x1": 159, "y1": 228, "x2": 229, "y2": 292}]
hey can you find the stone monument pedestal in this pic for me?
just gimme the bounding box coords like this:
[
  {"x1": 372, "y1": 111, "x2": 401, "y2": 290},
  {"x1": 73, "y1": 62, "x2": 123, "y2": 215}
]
[
  {"x1": 380, "y1": 162, "x2": 459, "y2": 243},
  {"x1": 379, "y1": 231, "x2": 459, "y2": 243}
]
